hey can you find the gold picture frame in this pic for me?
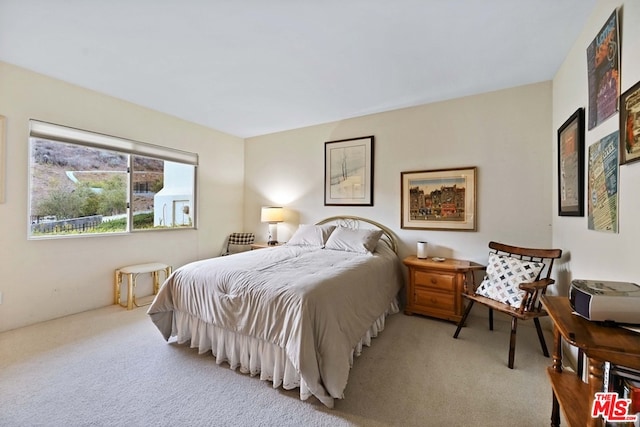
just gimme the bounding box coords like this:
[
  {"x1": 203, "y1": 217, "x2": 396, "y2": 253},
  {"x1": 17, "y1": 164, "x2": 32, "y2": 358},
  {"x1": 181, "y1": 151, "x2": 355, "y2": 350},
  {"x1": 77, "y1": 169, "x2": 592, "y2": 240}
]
[{"x1": 401, "y1": 167, "x2": 477, "y2": 231}]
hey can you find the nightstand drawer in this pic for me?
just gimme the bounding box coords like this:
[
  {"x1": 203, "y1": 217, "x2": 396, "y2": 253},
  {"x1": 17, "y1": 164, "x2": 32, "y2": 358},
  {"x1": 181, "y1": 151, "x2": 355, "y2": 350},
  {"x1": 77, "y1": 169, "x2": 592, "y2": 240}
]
[
  {"x1": 414, "y1": 270, "x2": 455, "y2": 291},
  {"x1": 413, "y1": 288, "x2": 455, "y2": 312}
]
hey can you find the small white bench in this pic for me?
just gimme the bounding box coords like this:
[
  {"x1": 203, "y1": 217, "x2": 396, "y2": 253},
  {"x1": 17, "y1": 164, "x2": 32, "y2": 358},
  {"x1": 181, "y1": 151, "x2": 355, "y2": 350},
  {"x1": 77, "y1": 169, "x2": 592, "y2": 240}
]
[{"x1": 114, "y1": 262, "x2": 172, "y2": 310}]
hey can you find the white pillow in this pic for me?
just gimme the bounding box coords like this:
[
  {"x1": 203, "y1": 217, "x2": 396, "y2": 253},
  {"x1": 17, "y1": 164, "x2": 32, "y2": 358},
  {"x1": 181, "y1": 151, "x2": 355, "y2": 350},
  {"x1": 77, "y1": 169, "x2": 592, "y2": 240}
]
[
  {"x1": 324, "y1": 227, "x2": 383, "y2": 254},
  {"x1": 287, "y1": 224, "x2": 336, "y2": 247},
  {"x1": 475, "y1": 253, "x2": 544, "y2": 308}
]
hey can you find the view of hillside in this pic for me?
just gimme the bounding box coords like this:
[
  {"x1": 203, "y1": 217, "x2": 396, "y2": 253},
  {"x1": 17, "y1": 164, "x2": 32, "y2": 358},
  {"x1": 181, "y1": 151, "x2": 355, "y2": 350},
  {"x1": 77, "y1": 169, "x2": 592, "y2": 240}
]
[{"x1": 30, "y1": 139, "x2": 163, "y2": 222}]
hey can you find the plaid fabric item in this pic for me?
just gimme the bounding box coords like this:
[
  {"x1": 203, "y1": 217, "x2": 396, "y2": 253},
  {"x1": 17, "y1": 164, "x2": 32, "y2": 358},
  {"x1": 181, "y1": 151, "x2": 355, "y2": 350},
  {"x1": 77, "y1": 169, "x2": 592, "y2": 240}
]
[
  {"x1": 228, "y1": 232, "x2": 255, "y2": 245},
  {"x1": 475, "y1": 253, "x2": 544, "y2": 308},
  {"x1": 223, "y1": 232, "x2": 255, "y2": 256}
]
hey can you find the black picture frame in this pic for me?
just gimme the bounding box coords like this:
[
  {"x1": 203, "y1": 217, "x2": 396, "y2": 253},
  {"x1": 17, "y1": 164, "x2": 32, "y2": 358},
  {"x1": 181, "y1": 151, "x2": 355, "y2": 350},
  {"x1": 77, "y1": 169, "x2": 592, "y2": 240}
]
[
  {"x1": 557, "y1": 108, "x2": 585, "y2": 216},
  {"x1": 324, "y1": 136, "x2": 374, "y2": 206}
]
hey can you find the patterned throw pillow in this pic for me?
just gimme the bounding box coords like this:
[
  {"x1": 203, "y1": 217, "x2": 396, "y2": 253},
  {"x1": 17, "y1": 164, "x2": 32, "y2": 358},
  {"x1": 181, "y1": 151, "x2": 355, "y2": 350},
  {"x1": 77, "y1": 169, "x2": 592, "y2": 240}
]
[{"x1": 475, "y1": 253, "x2": 544, "y2": 308}]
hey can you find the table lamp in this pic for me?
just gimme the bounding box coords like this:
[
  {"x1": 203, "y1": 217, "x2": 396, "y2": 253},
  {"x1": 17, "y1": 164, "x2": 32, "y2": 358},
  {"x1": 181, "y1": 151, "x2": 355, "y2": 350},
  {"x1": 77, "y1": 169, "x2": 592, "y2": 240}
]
[{"x1": 260, "y1": 206, "x2": 284, "y2": 245}]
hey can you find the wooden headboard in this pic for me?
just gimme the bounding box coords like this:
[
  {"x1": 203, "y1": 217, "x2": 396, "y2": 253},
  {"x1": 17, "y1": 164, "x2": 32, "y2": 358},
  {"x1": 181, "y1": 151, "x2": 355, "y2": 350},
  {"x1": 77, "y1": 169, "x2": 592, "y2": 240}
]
[{"x1": 315, "y1": 215, "x2": 398, "y2": 254}]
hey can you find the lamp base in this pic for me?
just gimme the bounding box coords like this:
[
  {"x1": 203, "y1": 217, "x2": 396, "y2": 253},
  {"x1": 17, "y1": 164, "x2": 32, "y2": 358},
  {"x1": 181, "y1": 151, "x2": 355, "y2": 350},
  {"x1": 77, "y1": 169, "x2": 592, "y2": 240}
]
[{"x1": 267, "y1": 223, "x2": 279, "y2": 246}]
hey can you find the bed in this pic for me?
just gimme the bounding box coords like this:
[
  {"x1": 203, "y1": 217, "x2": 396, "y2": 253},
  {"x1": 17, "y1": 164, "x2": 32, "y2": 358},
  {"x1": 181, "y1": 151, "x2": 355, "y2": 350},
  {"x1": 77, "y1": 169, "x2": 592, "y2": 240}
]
[{"x1": 147, "y1": 216, "x2": 403, "y2": 408}]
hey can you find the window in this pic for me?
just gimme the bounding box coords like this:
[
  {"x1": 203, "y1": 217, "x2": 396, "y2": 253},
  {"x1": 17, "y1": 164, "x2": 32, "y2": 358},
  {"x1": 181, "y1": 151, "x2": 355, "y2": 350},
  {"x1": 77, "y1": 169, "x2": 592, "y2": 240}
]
[{"x1": 28, "y1": 120, "x2": 198, "y2": 238}]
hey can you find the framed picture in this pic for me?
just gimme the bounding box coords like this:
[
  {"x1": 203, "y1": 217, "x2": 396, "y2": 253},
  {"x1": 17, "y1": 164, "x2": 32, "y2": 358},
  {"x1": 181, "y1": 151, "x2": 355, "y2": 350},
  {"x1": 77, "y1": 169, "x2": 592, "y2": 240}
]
[
  {"x1": 0, "y1": 115, "x2": 5, "y2": 204},
  {"x1": 620, "y1": 79, "x2": 640, "y2": 165},
  {"x1": 401, "y1": 167, "x2": 476, "y2": 231},
  {"x1": 557, "y1": 108, "x2": 585, "y2": 216},
  {"x1": 324, "y1": 135, "x2": 374, "y2": 206}
]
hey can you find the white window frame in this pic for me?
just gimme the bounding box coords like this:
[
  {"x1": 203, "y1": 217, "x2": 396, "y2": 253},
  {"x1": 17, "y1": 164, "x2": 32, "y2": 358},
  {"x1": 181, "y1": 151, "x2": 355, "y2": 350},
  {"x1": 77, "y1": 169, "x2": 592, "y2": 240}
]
[{"x1": 28, "y1": 120, "x2": 198, "y2": 239}]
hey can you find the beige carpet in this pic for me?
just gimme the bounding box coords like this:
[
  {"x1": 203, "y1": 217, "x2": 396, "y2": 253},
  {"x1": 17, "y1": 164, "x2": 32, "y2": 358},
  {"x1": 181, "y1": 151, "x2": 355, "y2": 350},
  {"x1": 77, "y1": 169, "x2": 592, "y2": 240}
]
[{"x1": 0, "y1": 304, "x2": 560, "y2": 426}]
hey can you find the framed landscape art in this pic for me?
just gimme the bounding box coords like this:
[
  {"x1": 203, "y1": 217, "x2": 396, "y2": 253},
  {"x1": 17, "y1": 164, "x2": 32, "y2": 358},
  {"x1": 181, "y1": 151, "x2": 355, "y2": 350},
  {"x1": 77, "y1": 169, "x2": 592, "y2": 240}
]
[
  {"x1": 324, "y1": 136, "x2": 374, "y2": 206},
  {"x1": 401, "y1": 167, "x2": 476, "y2": 231}
]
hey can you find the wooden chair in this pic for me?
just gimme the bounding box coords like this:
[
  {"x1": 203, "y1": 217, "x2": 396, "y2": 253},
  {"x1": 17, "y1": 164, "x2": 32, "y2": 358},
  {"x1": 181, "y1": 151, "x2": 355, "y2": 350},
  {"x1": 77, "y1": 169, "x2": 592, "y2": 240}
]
[{"x1": 453, "y1": 241, "x2": 562, "y2": 369}]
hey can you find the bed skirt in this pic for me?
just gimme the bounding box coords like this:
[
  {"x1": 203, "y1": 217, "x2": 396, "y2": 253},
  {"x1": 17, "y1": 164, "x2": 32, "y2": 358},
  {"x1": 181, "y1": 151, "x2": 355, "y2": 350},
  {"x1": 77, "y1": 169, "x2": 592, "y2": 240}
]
[{"x1": 170, "y1": 298, "x2": 400, "y2": 408}]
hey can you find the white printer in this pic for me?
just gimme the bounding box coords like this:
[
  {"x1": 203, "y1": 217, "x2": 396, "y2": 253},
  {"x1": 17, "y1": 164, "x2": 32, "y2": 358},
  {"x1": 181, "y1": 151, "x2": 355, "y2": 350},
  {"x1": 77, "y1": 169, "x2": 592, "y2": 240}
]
[{"x1": 569, "y1": 279, "x2": 640, "y2": 324}]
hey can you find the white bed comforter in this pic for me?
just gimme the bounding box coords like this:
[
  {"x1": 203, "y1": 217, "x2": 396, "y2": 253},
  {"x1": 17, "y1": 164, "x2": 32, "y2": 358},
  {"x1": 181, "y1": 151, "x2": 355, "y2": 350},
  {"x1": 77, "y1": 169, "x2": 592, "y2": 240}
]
[{"x1": 148, "y1": 244, "x2": 402, "y2": 406}]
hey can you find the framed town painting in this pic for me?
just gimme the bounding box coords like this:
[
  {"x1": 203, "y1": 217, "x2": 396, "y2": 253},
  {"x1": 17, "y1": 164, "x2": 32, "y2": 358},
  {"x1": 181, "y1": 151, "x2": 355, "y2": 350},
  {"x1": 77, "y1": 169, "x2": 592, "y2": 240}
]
[
  {"x1": 324, "y1": 136, "x2": 374, "y2": 206},
  {"x1": 620, "y1": 79, "x2": 640, "y2": 165},
  {"x1": 557, "y1": 108, "x2": 585, "y2": 216},
  {"x1": 401, "y1": 167, "x2": 477, "y2": 231}
]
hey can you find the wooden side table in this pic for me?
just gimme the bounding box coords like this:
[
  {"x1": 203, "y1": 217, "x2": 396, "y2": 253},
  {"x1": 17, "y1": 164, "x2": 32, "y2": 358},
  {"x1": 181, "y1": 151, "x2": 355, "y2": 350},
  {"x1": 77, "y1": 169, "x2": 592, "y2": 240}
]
[
  {"x1": 542, "y1": 296, "x2": 640, "y2": 427},
  {"x1": 403, "y1": 256, "x2": 484, "y2": 323}
]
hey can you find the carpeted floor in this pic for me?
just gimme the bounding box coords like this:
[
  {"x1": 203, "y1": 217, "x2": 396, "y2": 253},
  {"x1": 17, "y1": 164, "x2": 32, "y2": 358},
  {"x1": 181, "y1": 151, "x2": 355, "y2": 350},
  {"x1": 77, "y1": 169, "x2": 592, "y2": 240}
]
[{"x1": 0, "y1": 304, "x2": 560, "y2": 426}]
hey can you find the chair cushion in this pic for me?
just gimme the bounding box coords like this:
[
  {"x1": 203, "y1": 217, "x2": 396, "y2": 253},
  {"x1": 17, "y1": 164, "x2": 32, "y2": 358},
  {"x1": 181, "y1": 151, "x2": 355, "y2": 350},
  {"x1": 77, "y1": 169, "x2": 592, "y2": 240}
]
[{"x1": 475, "y1": 253, "x2": 544, "y2": 308}]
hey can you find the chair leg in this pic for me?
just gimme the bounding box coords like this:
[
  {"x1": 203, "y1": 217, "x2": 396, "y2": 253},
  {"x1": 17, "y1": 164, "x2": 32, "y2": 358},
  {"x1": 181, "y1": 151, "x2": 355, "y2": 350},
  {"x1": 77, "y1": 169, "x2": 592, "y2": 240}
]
[
  {"x1": 551, "y1": 391, "x2": 560, "y2": 427},
  {"x1": 453, "y1": 300, "x2": 475, "y2": 339},
  {"x1": 508, "y1": 317, "x2": 518, "y2": 369},
  {"x1": 534, "y1": 318, "x2": 550, "y2": 357},
  {"x1": 489, "y1": 308, "x2": 494, "y2": 330}
]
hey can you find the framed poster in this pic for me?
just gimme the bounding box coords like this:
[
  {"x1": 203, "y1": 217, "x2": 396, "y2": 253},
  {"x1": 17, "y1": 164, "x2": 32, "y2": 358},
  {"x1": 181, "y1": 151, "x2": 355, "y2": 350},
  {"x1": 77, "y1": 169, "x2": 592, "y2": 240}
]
[
  {"x1": 401, "y1": 167, "x2": 476, "y2": 231},
  {"x1": 557, "y1": 108, "x2": 585, "y2": 216},
  {"x1": 324, "y1": 136, "x2": 374, "y2": 206},
  {"x1": 586, "y1": 9, "x2": 620, "y2": 130},
  {"x1": 619, "y1": 79, "x2": 640, "y2": 165},
  {"x1": 587, "y1": 131, "x2": 619, "y2": 233}
]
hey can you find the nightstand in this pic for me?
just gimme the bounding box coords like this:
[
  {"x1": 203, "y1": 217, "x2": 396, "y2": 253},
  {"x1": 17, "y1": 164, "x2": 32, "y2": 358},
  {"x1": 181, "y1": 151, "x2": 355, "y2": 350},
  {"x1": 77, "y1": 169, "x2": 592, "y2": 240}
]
[
  {"x1": 403, "y1": 256, "x2": 484, "y2": 323},
  {"x1": 250, "y1": 242, "x2": 284, "y2": 250}
]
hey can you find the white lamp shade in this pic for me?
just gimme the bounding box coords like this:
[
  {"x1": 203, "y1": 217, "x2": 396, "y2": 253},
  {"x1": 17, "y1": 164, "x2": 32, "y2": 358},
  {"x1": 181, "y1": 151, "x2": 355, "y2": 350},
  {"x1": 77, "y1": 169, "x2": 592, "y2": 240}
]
[{"x1": 261, "y1": 206, "x2": 284, "y2": 223}]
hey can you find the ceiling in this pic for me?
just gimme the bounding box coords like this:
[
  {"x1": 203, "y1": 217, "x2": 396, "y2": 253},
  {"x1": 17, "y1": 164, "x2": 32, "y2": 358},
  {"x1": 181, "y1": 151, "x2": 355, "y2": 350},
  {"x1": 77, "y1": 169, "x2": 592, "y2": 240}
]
[{"x1": 0, "y1": 1, "x2": 596, "y2": 138}]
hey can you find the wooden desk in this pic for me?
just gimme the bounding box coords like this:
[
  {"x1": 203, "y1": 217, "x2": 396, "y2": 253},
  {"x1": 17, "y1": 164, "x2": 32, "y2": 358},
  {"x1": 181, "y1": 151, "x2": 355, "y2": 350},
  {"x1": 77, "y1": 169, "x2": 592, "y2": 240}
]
[{"x1": 541, "y1": 296, "x2": 640, "y2": 427}]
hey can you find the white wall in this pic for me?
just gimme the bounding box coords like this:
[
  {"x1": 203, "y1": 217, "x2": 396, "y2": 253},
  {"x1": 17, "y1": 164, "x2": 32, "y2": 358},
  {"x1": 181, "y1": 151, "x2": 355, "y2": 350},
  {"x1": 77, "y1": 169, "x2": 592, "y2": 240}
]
[
  {"x1": 245, "y1": 81, "x2": 554, "y2": 265},
  {"x1": 0, "y1": 62, "x2": 245, "y2": 332},
  {"x1": 552, "y1": 0, "x2": 640, "y2": 295}
]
